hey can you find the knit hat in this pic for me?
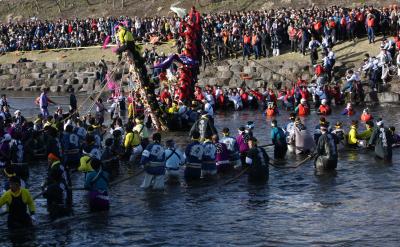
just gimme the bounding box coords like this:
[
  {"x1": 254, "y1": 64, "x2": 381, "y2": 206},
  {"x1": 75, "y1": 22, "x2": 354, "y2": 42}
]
[{"x1": 48, "y1": 153, "x2": 60, "y2": 161}]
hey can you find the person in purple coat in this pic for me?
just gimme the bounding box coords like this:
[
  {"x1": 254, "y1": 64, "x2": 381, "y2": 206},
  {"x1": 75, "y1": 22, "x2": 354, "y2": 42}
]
[
  {"x1": 212, "y1": 135, "x2": 232, "y2": 174},
  {"x1": 236, "y1": 126, "x2": 250, "y2": 168}
]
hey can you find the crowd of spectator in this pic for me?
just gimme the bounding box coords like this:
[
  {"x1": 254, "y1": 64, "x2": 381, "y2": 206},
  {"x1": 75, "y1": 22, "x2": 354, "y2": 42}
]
[{"x1": 1, "y1": 4, "x2": 400, "y2": 61}]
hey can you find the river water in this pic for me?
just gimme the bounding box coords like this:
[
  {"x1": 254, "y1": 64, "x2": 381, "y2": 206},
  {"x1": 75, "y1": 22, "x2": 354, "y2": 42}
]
[{"x1": 1, "y1": 93, "x2": 400, "y2": 246}]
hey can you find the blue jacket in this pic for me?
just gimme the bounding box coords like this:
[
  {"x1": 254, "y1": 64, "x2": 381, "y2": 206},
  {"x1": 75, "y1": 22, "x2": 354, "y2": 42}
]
[
  {"x1": 184, "y1": 141, "x2": 204, "y2": 168},
  {"x1": 271, "y1": 127, "x2": 287, "y2": 147},
  {"x1": 140, "y1": 142, "x2": 165, "y2": 175},
  {"x1": 202, "y1": 141, "x2": 216, "y2": 170},
  {"x1": 85, "y1": 169, "x2": 109, "y2": 192}
]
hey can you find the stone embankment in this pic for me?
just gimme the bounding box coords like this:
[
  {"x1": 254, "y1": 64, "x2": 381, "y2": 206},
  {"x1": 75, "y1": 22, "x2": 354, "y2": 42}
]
[{"x1": 0, "y1": 60, "x2": 399, "y2": 103}]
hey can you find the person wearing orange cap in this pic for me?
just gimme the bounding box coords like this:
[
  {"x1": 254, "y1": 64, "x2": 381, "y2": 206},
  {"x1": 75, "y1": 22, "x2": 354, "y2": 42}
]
[{"x1": 45, "y1": 153, "x2": 70, "y2": 191}]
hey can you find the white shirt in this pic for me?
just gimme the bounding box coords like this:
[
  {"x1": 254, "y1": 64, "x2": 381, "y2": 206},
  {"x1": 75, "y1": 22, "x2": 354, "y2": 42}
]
[{"x1": 204, "y1": 102, "x2": 214, "y2": 118}]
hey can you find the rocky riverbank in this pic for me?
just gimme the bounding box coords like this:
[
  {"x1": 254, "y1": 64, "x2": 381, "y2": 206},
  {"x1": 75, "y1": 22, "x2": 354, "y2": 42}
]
[{"x1": 0, "y1": 58, "x2": 400, "y2": 103}]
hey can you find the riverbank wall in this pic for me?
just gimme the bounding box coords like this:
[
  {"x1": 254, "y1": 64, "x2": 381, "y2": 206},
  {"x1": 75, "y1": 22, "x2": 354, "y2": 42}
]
[{"x1": 0, "y1": 60, "x2": 399, "y2": 103}]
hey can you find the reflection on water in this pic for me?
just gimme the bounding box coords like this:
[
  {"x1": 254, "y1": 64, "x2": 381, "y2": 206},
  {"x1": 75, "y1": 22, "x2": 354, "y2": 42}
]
[{"x1": 1, "y1": 94, "x2": 400, "y2": 246}]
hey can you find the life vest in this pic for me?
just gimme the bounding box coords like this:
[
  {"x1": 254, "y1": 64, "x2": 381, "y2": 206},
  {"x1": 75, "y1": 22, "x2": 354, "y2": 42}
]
[
  {"x1": 346, "y1": 108, "x2": 355, "y2": 116},
  {"x1": 266, "y1": 108, "x2": 277, "y2": 117},
  {"x1": 243, "y1": 35, "x2": 251, "y2": 44},
  {"x1": 361, "y1": 113, "x2": 372, "y2": 122},
  {"x1": 298, "y1": 104, "x2": 309, "y2": 116},
  {"x1": 318, "y1": 105, "x2": 331, "y2": 115}
]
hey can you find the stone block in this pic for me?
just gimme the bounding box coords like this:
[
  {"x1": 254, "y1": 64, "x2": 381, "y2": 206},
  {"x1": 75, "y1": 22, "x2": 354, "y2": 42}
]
[
  {"x1": 378, "y1": 92, "x2": 400, "y2": 103},
  {"x1": 229, "y1": 77, "x2": 242, "y2": 87},
  {"x1": 261, "y1": 71, "x2": 272, "y2": 81},
  {"x1": 230, "y1": 64, "x2": 243, "y2": 73},
  {"x1": 208, "y1": 78, "x2": 218, "y2": 86},
  {"x1": 217, "y1": 65, "x2": 230, "y2": 72},
  {"x1": 19, "y1": 79, "x2": 35, "y2": 87},
  {"x1": 49, "y1": 85, "x2": 60, "y2": 93},
  {"x1": 45, "y1": 62, "x2": 54, "y2": 69},
  {"x1": 56, "y1": 63, "x2": 73, "y2": 70},
  {"x1": 0, "y1": 75, "x2": 15, "y2": 80},
  {"x1": 219, "y1": 71, "x2": 233, "y2": 79},
  {"x1": 9, "y1": 68, "x2": 19, "y2": 75},
  {"x1": 2, "y1": 64, "x2": 15, "y2": 69},
  {"x1": 216, "y1": 78, "x2": 230, "y2": 86},
  {"x1": 243, "y1": 66, "x2": 256, "y2": 74}
]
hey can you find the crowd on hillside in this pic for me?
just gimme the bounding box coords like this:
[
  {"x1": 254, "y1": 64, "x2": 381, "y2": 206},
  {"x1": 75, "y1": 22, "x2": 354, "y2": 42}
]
[{"x1": 1, "y1": 4, "x2": 400, "y2": 59}]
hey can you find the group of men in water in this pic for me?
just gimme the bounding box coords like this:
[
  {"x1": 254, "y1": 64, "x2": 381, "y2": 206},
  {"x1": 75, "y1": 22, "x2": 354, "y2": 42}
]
[{"x1": 0, "y1": 87, "x2": 399, "y2": 230}]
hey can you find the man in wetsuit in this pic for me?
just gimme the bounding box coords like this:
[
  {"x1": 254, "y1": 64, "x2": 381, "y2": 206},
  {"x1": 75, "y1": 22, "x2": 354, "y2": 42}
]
[{"x1": 245, "y1": 137, "x2": 269, "y2": 184}]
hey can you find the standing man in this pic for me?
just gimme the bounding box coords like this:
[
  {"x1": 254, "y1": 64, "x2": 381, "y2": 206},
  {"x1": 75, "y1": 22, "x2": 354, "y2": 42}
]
[
  {"x1": 368, "y1": 120, "x2": 393, "y2": 161},
  {"x1": 39, "y1": 88, "x2": 56, "y2": 118},
  {"x1": 245, "y1": 137, "x2": 269, "y2": 184},
  {"x1": 0, "y1": 176, "x2": 36, "y2": 229},
  {"x1": 270, "y1": 120, "x2": 287, "y2": 160},
  {"x1": 314, "y1": 122, "x2": 338, "y2": 171},
  {"x1": 140, "y1": 133, "x2": 166, "y2": 190},
  {"x1": 367, "y1": 14, "x2": 375, "y2": 44},
  {"x1": 116, "y1": 22, "x2": 136, "y2": 61},
  {"x1": 242, "y1": 31, "x2": 251, "y2": 61}
]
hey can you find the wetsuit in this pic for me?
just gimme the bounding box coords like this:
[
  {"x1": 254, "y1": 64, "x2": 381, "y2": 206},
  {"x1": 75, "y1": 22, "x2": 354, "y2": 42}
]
[
  {"x1": 246, "y1": 147, "x2": 269, "y2": 183},
  {"x1": 315, "y1": 133, "x2": 338, "y2": 170}
]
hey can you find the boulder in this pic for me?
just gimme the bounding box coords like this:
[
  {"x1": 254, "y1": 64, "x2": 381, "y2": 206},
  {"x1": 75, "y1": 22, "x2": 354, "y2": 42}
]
[
  {"x1": 45, "y1": 62, "x2": 54, "y2": 69},
  {"x1": 216, "y1": 78, "x2": 230, "y2": 86},
  {"x1": 49, "y1": 85, "x2": 60, "y2": 93},
  {"x1": 219, "y1": 71, "x2": 233, "y2": 79},
  {"x1": 230, "y1": 64, "x2": 243, "y2": 73},
  {"x1": 261, "y1": 71, "x2": 272, "y2": 81},
  {"x1": 229, "y1": 77, "x2": 242, "y2": 87},
  {"x1": 19, "y1": 79, "x2": 35, "y2": 88},
  {"x1": 243, "y1": 66, "x2": 256, "y2": 74},
  {"x1": 217, "y1": 65, "x2": 230, "y2": 72},
  {"x1": 8, "y1": 68, "x2": 19, "y2": 75}
]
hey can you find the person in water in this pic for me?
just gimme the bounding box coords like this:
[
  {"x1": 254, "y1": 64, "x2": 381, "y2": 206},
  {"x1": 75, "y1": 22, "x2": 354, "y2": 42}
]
[
  {"x1": 270, "y1": 119, "x2": 287, "y2": 160},
  {"x1": 357, "y1": 120, "x2": 374, "y2": 146},
  {"x1": 0, "y1": 176, "x2": 36, "y2": 229},
  {"x1": 212, "y1": 134, "x2": 232, "y2": 174},
  {"x1": 314, "y1": 122, "x2": 338, "y2": 171},
  {"x1": 84, "y1": 158, "x2": 110, "y2": 211},
  {"x1": 164, "y1": 139, "x2": 184, "y2": 184},
  {"x1": 317, "y1": 99, "x2": 331, "y2": 115},
  {"x1": 368, "y1": 120, "x2": 393, "y2": 161},
  {"x1": 245, "y1": 137, "x2": 269, "y2": 184},
  {"x1": 347, "y1": 120, "x2": 360, "y2": 147},
  {"x1": 43, "y1": 167, "x2": 72, "y2": 219},
  {"x1": 360, "y1": 108, "x2": 373, "y2": 122},
  {"x1": 295, "y1": 98, "x2": 310, "y2": 116},
  {"x1": 201, "y1": 133, "x2": 217, "y2": 177},
  {"x1": 139, "y1": 133, "x2": 166, "y2": 190},
  {"x1": 220, "y1": 128, "x2": 241, "y2": 170},
  {"x1": 189, "y1": 111, "x2": 218, "y2": 142},
  {"x1": 341, "y1": 102, "x2": 355, "y2": 116},
  {"x1": 184, "y1": 131, "x2": 204, "y2": 181}
]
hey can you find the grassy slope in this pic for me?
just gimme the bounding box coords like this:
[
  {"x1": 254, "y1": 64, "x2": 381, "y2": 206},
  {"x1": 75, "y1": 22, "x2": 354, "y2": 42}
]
[
  {"x1": 0, "y1": 37, "x2": 381, "y2": 71},
  {"x1": 0, "y1": 0, "x2": 387, "y2": 22}
]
